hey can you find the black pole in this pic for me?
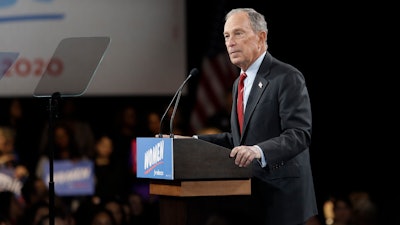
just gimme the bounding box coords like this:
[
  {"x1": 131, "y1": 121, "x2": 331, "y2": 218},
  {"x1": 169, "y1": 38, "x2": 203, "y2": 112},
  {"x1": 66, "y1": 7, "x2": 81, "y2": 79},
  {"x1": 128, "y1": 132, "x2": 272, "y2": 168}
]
[{"x1": 48, "y1": 92, "x2": 61, "y2": 225}]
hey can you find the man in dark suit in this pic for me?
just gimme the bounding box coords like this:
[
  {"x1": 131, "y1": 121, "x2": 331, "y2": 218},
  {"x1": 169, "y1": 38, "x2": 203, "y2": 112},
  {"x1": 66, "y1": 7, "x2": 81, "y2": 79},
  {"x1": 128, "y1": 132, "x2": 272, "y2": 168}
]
[{"x1": 195, "y1": 8, "x2": 318, "y2": 225}]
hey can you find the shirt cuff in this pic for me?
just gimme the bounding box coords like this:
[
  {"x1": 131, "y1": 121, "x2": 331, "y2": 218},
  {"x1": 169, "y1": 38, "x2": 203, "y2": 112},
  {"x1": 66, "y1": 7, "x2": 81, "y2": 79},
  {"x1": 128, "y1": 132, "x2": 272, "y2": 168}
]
[{"x1": 254, "y1": 145, "x2": 266, "y2": 167}]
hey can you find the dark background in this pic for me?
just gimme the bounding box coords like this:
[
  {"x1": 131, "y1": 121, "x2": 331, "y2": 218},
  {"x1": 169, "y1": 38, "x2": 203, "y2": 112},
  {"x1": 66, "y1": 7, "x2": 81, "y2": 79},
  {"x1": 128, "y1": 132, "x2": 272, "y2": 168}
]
[{"x1": 1, "y1": 1, "x2": 396, "y2": 223}]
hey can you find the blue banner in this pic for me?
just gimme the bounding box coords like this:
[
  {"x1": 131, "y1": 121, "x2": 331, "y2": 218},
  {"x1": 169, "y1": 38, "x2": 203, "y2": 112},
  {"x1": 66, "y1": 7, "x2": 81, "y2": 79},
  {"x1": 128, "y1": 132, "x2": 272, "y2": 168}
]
[
  {"x1": 42, "y1": 159, "x2": 94, "y2": 196},
  {"x1": 136, "y1": 137, "x2": 174, "y2": 180},
  {"x1": 0, "y1": 168, "x2": 23, "y2": 196}
]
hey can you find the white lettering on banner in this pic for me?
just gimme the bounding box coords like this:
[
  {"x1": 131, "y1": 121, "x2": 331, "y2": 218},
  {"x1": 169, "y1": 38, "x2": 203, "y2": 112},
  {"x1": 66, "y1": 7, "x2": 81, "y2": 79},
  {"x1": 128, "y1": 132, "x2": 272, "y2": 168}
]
[
  {"x1": 144, "y1": 140, "x2": 164, "y2": 170},
  {"x1": 0, "y1": 173, "x2": 22, "y2": 195},
  {"x1": 154, "y1": 169, "x2": 164, "y2": 176},
  {"x1": 45, "y1": 167, "x2": 91, "y2": 184}
]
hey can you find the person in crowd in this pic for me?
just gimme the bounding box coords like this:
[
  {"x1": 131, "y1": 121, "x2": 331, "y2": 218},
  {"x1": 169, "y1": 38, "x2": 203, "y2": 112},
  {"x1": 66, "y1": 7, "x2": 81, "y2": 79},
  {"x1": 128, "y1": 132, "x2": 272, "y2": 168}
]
[
  {"x1": 127, "y1": 192, "x2": 159, "y2": 225},
  {"x1": 0, "y1": 215, "x2": 11, "y2": 225},
  {"x1": 0, "y1": 126, "x2": 29, "y2": 181},
  {"x1": 38, "y1": 99, "x2": 95, "y2": 159},
  {"x1": 0, "y1": 191, "x2": 25, "y2": 225},
  {"x1": 88, "y1": 207, "x2": 117, "y2": 225},
  {"x1": 103, "y1": 197, "x2": 129, "y2": 225},
  {"x1": 110, "y1": 105, "x2": 138, "y2": 172},
  {"x1": 349, "y1": 191, "x2": 378, "y2": 225},
  {"x1": 207, "y1": 88, "x2": 233, "y2": 132},
  {"x1": 92, "y1": 134, "x2": 131, "y2": 201},
  {"x1": 35, "y1": 122, "x2": 89, "y2": 214},
  {"x1": 35, "y1": 122, "x2": 87, "y2": 179},
  {"x1": 18, "y1": 175, "x2": 50, "y2": 225},
  {"x1": 36, "y1": 215, "x2": 70, "y2": 225},
  {"x1": 331, "y1": 195, "x2": 355, "y2": 225},
  {"x1": 171, "y1": 8, "x2": 317, "y2": 225},
  {"x1": 19, "y1": 200, "x2": 49, "y2": 225},
  {"x1": 143, "y1": 111, "x2": 161, "y2": 137},
  {"x1": 0, "y1": 98, "x2": 41, "y2": 173},
  {"x1": 34, "y1": 200, "x2": 75, "y2": 225},
  {"x1": 20, "y1": 175, "x2": 49, "y2": 209}
]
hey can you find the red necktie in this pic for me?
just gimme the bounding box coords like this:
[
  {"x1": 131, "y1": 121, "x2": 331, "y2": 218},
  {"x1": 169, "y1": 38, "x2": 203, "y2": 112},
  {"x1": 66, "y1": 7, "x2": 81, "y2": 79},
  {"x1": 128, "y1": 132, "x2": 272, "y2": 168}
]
[{"x1": 237, "y1": 73, "x2": 247, "y2": 134}]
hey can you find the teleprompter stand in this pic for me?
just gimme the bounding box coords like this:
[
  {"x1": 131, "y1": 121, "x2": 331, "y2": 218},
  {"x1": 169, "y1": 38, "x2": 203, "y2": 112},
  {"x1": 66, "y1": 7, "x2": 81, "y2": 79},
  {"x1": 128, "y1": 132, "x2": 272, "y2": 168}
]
[{"x1": 33, "y1": 37, "x2": 110, "y2": 225}]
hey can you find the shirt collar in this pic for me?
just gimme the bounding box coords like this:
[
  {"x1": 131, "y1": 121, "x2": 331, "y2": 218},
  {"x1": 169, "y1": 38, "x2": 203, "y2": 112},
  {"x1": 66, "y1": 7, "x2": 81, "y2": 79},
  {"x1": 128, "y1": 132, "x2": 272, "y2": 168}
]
[{"x1": 241, "y1": 51, "x2": 266, "y2": 80}]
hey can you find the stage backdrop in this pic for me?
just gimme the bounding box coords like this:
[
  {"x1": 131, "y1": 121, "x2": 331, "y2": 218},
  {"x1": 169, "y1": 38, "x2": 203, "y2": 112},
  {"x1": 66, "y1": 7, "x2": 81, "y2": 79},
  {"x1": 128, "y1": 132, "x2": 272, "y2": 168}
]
[{"x1": 0, "y1": 0, "x2": 186, "y2": 97}]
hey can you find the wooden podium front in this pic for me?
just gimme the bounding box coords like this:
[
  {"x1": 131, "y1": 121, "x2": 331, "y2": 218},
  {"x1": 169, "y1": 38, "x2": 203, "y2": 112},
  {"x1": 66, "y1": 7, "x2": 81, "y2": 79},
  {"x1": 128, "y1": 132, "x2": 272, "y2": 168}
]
[
  {"x1": 135, "y1": 138, "x2": 253, "y2": 225},
  {"x1": 150, "y1": 179, "x2": 251, "y2": 225},
  {"x1": 150, "y1": 179, "x2": 251, "y2": 197}
]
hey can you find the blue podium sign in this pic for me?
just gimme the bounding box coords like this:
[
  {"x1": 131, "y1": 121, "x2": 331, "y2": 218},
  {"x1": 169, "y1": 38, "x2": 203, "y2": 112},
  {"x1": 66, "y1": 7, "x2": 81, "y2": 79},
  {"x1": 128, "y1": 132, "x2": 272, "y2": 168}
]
[{"x1": 136, "y1": 137, "x2": 174, "y2": 180}]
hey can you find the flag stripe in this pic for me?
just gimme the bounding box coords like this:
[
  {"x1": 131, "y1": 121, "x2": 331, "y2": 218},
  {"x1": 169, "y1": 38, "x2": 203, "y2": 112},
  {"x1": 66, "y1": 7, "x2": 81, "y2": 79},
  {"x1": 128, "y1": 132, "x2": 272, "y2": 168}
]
[
  {"x1": 190, "y1": 52, "x2": 238, "y2": 133},
  {"x1": 189, "y1": 1, "x2": 239, "y2": 133}
]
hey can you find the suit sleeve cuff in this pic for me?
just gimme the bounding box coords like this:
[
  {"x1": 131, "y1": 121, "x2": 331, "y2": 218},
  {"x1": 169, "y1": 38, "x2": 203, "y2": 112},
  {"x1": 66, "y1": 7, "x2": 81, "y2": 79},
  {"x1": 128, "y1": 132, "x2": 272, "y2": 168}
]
[{"x1": 254, "y1": 145, "x2": 267, "y2": 168}]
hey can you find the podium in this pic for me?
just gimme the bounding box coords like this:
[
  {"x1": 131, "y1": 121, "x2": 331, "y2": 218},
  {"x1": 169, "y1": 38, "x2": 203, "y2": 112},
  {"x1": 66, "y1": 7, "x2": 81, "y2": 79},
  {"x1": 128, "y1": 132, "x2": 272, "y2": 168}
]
[{"x1": 136, "y1": 138, "x2": 252, "y2": 225}]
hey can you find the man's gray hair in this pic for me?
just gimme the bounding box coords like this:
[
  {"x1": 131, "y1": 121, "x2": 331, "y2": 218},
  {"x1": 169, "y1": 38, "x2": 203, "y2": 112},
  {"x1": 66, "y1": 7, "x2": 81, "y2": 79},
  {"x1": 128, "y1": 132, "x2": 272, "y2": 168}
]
[{"x1": 225, "y1": 8, "x2": 268, "y2": 33}]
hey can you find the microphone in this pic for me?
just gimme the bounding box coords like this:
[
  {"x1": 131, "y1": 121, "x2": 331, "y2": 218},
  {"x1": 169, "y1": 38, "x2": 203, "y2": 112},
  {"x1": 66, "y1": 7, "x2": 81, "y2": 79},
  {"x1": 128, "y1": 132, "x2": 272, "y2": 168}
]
[
  {"x1": 169, "y1": 83, "x2": 183, "y2": 138},
  {"x1": 158, "y1": 68, "x2": 199, "y2": 138}
]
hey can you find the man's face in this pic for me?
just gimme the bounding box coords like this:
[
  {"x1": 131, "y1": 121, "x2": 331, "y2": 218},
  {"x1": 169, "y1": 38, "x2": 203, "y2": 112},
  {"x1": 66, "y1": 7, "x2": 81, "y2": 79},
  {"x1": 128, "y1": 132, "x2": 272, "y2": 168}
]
[{"x1": 223, "y1": 12, "x2": 261, "y2": 71}]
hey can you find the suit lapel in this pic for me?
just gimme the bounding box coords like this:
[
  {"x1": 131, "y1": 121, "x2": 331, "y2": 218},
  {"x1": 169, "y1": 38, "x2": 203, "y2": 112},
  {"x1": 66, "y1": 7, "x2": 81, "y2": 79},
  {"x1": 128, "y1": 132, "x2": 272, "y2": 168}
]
[
  {"x1": 242, "y1": 78, "x2": 269, "y2": 136},
  {"x1": 241, "y1": 52, "x2": 272, "y2": 140},
  {"x1": 232, "y1": 78, "x2": 241, "y2": 138}
]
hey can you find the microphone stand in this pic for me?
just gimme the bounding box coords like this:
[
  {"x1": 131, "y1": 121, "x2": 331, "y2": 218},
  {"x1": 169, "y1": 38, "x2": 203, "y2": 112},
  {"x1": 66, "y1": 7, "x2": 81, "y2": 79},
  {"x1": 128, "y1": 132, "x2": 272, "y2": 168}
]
[
  {"x1": 158, "y1": 68, "x2": 198, "y2": 138},
  {"x1": 47, "y1": 92, "x2": 61, "y2": 225},
  {"x1": 169, "y1": 89, "x2": 183, "y2": 138},
  {"x1": 159, "y1": 91, "x2": 179, "y2": 138}
]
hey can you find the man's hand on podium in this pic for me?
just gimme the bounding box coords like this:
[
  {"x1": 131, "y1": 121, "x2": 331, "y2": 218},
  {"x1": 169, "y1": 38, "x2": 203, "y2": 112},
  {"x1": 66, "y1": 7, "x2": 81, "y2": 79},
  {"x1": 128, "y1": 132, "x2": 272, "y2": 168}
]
[{"x1": 230, "y1": 145, "x2": 261, "y2": 168}]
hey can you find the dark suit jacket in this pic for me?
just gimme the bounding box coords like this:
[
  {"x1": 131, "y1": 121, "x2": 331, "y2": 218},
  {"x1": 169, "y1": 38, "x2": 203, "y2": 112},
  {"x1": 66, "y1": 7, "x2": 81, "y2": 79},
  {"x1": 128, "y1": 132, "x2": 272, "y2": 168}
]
[{"x1": 198, "y1": 51, "x2": 318, "y2": 225}]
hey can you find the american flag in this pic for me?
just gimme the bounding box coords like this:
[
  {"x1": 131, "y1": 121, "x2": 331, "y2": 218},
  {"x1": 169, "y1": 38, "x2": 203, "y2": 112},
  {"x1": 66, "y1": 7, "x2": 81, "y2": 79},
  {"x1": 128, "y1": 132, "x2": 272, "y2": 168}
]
[{"x1": 189, "y1": 2, "x2": 239, "y2": 133}]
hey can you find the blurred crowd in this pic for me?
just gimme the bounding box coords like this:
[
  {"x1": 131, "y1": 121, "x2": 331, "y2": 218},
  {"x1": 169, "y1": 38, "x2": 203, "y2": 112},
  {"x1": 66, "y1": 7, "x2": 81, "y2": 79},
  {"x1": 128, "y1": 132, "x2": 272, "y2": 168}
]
[
  {"x1": 0, "y1": 98, "x2": 169, "y2": 225},
  {"x1": 0, "y1": 98, "x2": 382, "y2": 225}
]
